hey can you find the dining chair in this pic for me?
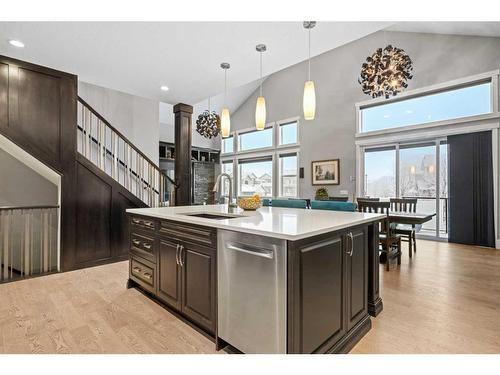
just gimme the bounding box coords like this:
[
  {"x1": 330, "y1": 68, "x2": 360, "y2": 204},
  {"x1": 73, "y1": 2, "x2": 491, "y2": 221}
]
[
  {"x1": 311, "y1": 201, "x2": 356, "y2": 212},
  {"x1": 328, "y1": 196, "x2": 349, "y2": 202},
  {"x1": 358, "y1": 200, "x2": 401, "y2": 271},
  {"x1": 271, "y1": 199, "x2": 308, "y2": 209},
  {"x1": 390, "y1": 197, "x2": 418, "y2": 256}
]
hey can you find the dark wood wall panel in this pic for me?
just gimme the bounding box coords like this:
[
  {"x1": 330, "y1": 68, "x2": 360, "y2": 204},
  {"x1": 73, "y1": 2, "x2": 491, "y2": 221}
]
[
  {"x1": 0, "y1": 63, "x2": 7, "y2": 128},
  {"x1": 17, "y1": 67, "x2": 61, "y2": 165},
  {"x1": 75, "y1": 162, "x2": 112, "y2": 264},
  {"x1": 1, "y1": 54, "x2": 147, "y2": 272}
]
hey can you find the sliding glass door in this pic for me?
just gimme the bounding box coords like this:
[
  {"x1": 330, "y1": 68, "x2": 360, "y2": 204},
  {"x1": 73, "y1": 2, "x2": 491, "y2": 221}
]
[{"x1": 363, "y1": 139, "x2": 448, "y2": 239}]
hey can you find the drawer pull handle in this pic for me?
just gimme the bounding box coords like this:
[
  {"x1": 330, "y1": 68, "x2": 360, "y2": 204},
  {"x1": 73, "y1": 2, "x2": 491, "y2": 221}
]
[
  {"x1": 143, "y1": 243, "x2": 152, "y2": 250},
  {"x1": 133, "y1": 266, "x2": 141, "y2": 273},
  {"x1": 143, "y1": 272, "x2": 152, "y2": 280},
  {"x1": 132, "y1": 239, "x2": 141, "y2": 246},
  {"x1": 132, "y1": 218, "x2": 141, "y2": 224},
  {"x1": 144, "y1": 221, "x2": 154, "y2": 228}
]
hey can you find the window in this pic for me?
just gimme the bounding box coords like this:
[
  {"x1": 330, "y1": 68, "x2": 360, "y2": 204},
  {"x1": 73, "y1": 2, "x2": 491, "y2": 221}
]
[
  {"x1": 221, "y1": 136, "x2": 234, "y2": 154},
  {"x1": 239, "y1": 128, "x2": 273, "y2": 151},
  {"x1": 279, "y1": 121, "x2": 298, "y2": 145},
  {"x1": 221, "y1": 118, "x2": 300, "y2": 198},
  {"x1": 221, "y1": 161, "x2": 233, "y2": 197},
  {"x1": 364, "y1": 147, "x2": 396, "y2": 198},
  {"x1": 360, "y1": 82, "x2": 492, "y2": 133},
  {"x1": 279, "y1": 153, "x2": 298, "y2": 197},
  {"x1": 238, "y1": 158, "x2": 273, "y2": 197}
]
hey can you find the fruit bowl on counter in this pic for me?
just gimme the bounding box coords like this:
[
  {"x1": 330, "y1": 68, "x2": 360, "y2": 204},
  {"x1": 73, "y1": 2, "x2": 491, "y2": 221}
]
[{"x1": 238, "y1": 195, "x2": 262, "y2": 211}]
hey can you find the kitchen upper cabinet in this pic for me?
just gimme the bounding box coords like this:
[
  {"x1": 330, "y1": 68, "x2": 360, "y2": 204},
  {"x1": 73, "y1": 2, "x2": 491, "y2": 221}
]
[
  {"x1": 158, "y1": 239, "x2": 182, "y2": 310},
  {"x1": 180, "y1": 242, "x2": 216, "y2": 333},
  {"x1": 345, "y1": 227, "x2": 368, "y2": 331}
]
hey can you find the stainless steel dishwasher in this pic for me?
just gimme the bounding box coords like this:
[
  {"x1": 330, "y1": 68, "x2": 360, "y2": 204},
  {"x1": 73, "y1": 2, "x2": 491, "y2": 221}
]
[{"x1": 217, "y1": 229, "x2": 287, "y2": 354}]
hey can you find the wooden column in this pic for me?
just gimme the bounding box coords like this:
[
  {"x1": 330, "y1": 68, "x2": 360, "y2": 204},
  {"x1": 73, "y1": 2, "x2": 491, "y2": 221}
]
[{"x1": 173, "y1": 103, "x2": 193, "y2": 206}]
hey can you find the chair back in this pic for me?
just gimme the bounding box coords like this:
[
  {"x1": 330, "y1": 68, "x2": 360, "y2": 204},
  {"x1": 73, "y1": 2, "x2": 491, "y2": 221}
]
[
  {"x1": 357, "y1": 201, "x2": 392, "y2": 234},
  {"x1": 390, "y1": 197, "x2": 417, "y2": 212},
  {"x1": 262, "y1": 198, "x2": 272, "y2": 207},
  {"x1": 328, "y1": 196, "x2": 349, "y2": 202},
  {"x1": 311, "y1": 201, "x2": 356, "y2": 212},
  {"x1": 271, "y1": 199, "x2": 308, "y2": 209}
]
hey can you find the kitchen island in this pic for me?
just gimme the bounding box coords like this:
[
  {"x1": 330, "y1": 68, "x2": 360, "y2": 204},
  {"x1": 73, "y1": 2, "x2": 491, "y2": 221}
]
[{"x1": 126, "y1": 204, "x2": 384, "y2": 354}]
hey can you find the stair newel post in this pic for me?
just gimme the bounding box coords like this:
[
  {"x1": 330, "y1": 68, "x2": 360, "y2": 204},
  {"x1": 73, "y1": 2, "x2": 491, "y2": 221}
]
[{"x1": 173, "y1": 103, "x2": 193, "y2": 206}]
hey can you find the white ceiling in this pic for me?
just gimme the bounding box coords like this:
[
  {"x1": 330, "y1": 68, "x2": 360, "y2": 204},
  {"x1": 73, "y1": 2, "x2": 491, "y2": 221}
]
[
  {"x1": 389, "y1": 22, "x2": 500, "y2": 38},
  {"x1": 0, "y1": 22, "x2": 391, "y2": 106}
]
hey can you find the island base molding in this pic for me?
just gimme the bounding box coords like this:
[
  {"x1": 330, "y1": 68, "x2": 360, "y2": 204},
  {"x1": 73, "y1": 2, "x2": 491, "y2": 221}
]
[{"x1": 368, "y1": 297, "x2": 384, "y2": 317}]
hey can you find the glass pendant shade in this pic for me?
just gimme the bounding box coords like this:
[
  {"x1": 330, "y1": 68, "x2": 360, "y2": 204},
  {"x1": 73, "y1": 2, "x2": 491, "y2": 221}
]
[
  {"x1": 303, "y1": 80, "x2": 316, "y2": 120},
  {"x1": 221, "y1": 108, "x2": 231, "y2": 138},
  {"x1": 255, "y1": 96, "x2": 266, "y2": 130}
]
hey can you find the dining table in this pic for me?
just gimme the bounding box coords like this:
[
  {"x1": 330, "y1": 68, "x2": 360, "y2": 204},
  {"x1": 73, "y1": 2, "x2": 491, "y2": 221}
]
[{"x1": 379, "y1": 211, "x2": 436, "y2": 264}]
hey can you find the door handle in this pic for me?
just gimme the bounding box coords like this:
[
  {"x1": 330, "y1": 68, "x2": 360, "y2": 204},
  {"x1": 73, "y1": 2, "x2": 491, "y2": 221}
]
[
  {"x1": 179, "y1": 245, "x2": 185, "y2": 267},
  {"x1": 175, "y1": 244, "x2": 180, "y2": 265},
  {"x1": 226, "y1": 242, "x2": 274, "y2": 259},
  {"x1": 347, "y1": 232, "x2": 354, "y2": 257}
]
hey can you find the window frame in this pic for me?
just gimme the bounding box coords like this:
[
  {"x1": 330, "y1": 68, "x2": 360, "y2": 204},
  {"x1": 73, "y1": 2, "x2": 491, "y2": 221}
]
[
  {"x1": 220, "y1": 119, "x2": 300, "y2": 199},
  {"x1": 355, "y1": 70, "x2": 500, "y2": 137},
  {"x1": 277, "y1": 117, "x2": 300, "y2": 148},
  {"x1": 220, "y1": 135, "x2": 235, "y2": 155}
]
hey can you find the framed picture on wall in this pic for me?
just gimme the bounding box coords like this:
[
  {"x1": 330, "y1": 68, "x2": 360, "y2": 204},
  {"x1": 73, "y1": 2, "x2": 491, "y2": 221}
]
[{"x1": 312, "y1": 159, "x2": 340, "y2": 185}]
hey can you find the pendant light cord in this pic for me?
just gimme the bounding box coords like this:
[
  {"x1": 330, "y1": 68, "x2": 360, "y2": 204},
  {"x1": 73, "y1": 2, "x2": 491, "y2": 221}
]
[
  {"x1": 259, "y1": 51, "x2": 263, "y2": 96},
  {"x1": 308, "y1": 28, "x2": 311, "y2": 81},
  {"x1": 224, "y1": 69, "x2": 227, "y2": 106}
]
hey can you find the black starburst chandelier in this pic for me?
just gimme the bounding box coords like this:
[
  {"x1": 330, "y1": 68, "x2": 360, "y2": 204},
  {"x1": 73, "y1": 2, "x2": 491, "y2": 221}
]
[
  {"x1": 359, "y1": 45, "x2": 413, "y2": 99},
  {"x1": 196, "y1": 98, "x2": 221, "y2": 139}
]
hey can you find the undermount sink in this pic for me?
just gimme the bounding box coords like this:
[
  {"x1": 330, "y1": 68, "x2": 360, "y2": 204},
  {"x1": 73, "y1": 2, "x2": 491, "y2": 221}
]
[{"x1": 180, "y1": 212, "x2": 241, "y2": 220}]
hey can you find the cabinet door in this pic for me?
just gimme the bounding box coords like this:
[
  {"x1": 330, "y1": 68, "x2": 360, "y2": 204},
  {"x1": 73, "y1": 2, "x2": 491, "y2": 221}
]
[
  {"x1": 288, "y1": 234, "x2": 346, "y2": 353},
  {"x1": 345, "y1": 227, "x2": 368, "y2": 331},
  {"x1": 157, "y1": 240, "x2": 182, "y2": 310},
  {"x1": 180, "y1": 242, "x2": 216, "y2": 333}
]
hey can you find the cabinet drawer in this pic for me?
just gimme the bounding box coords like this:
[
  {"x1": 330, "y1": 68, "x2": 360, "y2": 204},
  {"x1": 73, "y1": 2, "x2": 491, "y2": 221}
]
[
  {"x1": 159, "y1": 220, "x2": 216, "y2": 248},
  {"x1": 130, "y1": 232, "x2": 156, "y2": 262},
  {"x1": 130, "y1": 257, "x2": 156, "y2": 293},
  {"x1": 130, "y1": 216, "x2": 156, "y2": 232}
]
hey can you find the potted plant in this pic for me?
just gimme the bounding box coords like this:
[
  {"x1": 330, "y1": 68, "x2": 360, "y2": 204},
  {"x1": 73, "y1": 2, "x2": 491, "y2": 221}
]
[{"x1": 315, "y1": 187, "x2": 329, "y2": 201}]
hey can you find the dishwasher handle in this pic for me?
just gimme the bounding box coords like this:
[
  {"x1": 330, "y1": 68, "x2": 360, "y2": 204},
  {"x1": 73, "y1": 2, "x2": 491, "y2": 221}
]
[{"x1": 226, "y1": 242, "x2": 275, "y2": 259}]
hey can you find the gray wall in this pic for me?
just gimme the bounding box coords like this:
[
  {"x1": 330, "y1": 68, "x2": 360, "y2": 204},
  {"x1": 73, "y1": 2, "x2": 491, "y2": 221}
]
[
  {"x1": 0, "y1": 149, "x2": 58, "y2": 207},
  {"x1": 78, "y1": 81, "x2": 160, "y2": 163},
  {"x1": 231, "y1": 31, "x2": 500, "y2": 199}
]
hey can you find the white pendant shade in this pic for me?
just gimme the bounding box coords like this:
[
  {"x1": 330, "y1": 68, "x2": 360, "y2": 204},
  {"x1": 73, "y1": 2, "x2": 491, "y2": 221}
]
[
  {"x1": 303, "y1": 80, "x2": 316, "y2": 120},
  {"x1": 255, "y1": 96, "x2": 266, "y2": 130},
  {"x1": 221, "y1": 108, "x2": 231, "y2": 137}
]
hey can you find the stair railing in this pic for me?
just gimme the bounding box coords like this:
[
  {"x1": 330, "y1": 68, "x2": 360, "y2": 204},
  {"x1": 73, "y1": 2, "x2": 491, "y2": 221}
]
[
  {"x1": 0, "y1": 205, "x2": 59, "y2": 283},
  {"x1": 77, "y1": 97, "x2": 176, "y2": 207}
]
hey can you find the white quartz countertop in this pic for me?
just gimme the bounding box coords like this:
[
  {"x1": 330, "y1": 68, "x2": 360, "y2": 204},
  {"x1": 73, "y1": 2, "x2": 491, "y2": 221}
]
[{"x1": 126, "y1": 204, "x2": 385, "y2": 241}]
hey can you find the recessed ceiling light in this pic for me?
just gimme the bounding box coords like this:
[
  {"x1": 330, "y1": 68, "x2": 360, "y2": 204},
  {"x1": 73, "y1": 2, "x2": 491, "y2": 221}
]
[
  {"x1": 160, "y1": 86, "x2": 169, "y2": 92},
  {"x1": 9, "y1": 39, "x2": 25, "y2": 48}
]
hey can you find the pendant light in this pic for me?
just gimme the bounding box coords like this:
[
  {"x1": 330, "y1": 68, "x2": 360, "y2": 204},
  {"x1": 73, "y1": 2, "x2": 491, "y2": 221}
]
[
  {"x1": 220, "y1": 63, "x2": 231, "y2": 138},
  {"x1": 255, "y1": 44, "x2": 267, "y2": 130},
  {"x1": 303, "y1": 21, "x2": 316, "y2": 120}
]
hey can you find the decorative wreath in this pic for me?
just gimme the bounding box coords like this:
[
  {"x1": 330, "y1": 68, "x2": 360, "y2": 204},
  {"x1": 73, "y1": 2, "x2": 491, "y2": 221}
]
[
  {"x1": 359, "y1": 45, "x2": 413, "y2": 99},
  {"x1": 195, "y1": 110, "x2": 221, "y2": 139}
]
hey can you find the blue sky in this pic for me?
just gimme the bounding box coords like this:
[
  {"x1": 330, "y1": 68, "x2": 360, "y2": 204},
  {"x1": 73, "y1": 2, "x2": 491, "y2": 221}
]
[{"x1": 362, "y1": 83, "x2": 491, "y2": 132}]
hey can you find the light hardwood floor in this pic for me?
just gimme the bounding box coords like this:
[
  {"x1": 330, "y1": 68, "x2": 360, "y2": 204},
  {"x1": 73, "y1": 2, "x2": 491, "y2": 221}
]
[{"x1": 0, "y1": 240, "x2": 499, "y2": 354}]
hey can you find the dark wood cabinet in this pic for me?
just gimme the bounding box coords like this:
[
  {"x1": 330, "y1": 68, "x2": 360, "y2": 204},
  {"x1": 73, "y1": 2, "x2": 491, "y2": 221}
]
[
  {"x1": 288, "y1": 226, "x2": 370, "y2": 353},
  {"x1": 157, "y1": 239, "x2": 182, "y2": 310},
  {"x1": 345, "y1": 227, "x2": 368, "y2": 331},
  {"x1": 180, "y1": 242, "x2": 216, "y2": 333},
  {"x1": 129, "y1": 216, "x2": 217, "y2": 335}
]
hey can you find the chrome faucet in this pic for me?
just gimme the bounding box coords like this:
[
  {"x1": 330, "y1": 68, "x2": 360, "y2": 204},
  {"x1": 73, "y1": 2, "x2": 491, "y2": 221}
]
[{"x1": 213, "y1": 173, "x2": 236, "y2": 207}]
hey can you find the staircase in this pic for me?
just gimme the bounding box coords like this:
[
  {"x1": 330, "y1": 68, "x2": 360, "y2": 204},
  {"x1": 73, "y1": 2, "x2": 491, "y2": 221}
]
[
  {"x1": 77, "y1": 97, "x2": 176, "y2": 207},
  {"x1": 0, "y1": 54, "x2": 176, "y2": 276}
]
